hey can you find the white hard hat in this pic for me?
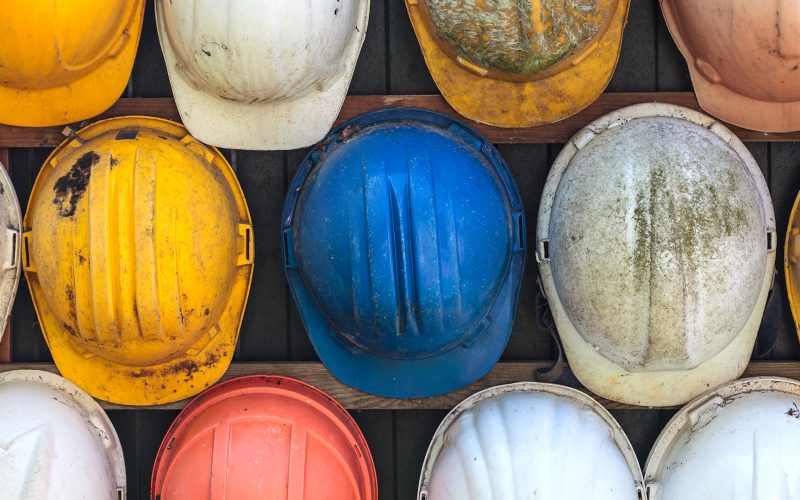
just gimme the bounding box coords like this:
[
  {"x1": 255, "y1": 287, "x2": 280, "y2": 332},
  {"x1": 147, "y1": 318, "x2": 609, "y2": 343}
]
[
  {"x1": 418, "y1": 382, "x2": 644, "y2": 500},
  {"x1": 0, "y1": 370, "x2": 126, "y2": 499},
  {"x1": 536, "y1": 103, "x2": 775, "y2": 407},
  {"x1": 0, "y1": 161, "x2": 20, "y2": 339},
  {"x1": 156, "y1": 0, "x2": 369, "y2": 151},
  {"x1": 645, "y1": 377, "x2": 800, "y2": 499}
]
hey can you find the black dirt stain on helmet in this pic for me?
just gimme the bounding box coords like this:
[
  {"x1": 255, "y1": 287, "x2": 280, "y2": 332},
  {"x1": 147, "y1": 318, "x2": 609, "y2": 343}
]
[{"x1": 53, "y1": 151, "x2": 99, "y2": 217}]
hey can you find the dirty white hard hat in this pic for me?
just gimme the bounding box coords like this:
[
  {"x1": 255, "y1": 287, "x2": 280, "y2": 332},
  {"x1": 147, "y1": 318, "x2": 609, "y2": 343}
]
[
  {"x1": 156, "y1": 0, "x2": 369, "y2": 151},
  {"x1": 537, "y1": 103, "x2": 775, "y2": 407},
  {"x1": 0, "y1": 161, "x2": 20, "y2": 340}
]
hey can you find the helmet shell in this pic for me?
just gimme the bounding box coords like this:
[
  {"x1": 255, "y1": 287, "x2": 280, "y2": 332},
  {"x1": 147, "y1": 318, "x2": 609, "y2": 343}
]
[
  {"x1": 0, "y1": 370, "x2": 125, "y2": 500},
  {"x1": 537, "y1": 103, "x2": 775, "y2": 406},
  {"x1": 0, "y1": 0, "x2": 144, "y2": 126},
  {"x1": 0, "y1": 161, "x2": 21, "y2": 340},
  {"x1": 404, "y1": 0, "x2": 630, "y2": 127},
  {"x1": 645, "y1": 377, "x2": 800, "y2": 500},
  {"x1": 420, "y1": 0, "x2": 617, "y2": 80},
  {"x1": 660, "y1": 0, "x2": 800, "y2": 132},
  {"x1": 418, "y1": 382, "x2": 644, "y2": 499},
  {"x1": 151, "y1": 376, "x2": 377, "y2": 500},
  {"x1": 283, "y1": 108, "x2": 525, "y2": 398},
  {"x1": 23, "y1": 117, "x2": 254, "y2": 405},
  {"x1": 156, "y1": 0, "x2": 370, "y2": 150}
]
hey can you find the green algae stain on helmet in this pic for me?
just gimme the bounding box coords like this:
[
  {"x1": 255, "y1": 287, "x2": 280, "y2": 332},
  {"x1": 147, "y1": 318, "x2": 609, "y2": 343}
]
[{"x1": 422, "y1": 0, "x2": 617, "y2": 78}]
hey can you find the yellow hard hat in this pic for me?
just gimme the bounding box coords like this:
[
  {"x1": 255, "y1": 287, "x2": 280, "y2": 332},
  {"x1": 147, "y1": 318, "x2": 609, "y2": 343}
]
[
  {"x1": 786, "y1": 192, "x2": 800, "y2": 337},
  {"x1": 0, "y1": 0, "x2": 145, "y2": 127},
  {"x1": 405, "y1": 0, "x2": 629, "y2": 128},
  {"x1": 22, "y1": 117, "x2": 254, "y2": 405}
]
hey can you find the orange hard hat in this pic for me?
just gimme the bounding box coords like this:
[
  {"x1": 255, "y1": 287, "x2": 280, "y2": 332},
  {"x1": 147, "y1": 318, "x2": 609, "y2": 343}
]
[
  {"x1": 660, "y1": 0, "x2": 800, "y2": 132},
  {"x1": 151, "y1": 375, "x2": 377, "y2": 499}
]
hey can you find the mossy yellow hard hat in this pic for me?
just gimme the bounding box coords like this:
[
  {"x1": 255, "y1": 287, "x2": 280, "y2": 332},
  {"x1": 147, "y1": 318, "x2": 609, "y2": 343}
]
[
  {"x1": 405, "y1": 0, "x2": 630, "y2": 128},
  {"x1": 22, "y1": 117, "x2": 254, "y2": 405},
  {"x1": 0, "y1": 0, "x2": 145, "y2": 127}
]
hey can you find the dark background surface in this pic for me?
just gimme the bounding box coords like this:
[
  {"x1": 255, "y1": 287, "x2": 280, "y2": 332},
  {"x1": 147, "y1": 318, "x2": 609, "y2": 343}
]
[{"x1": 8, "y1": 1, "x2": 800, "y2": 498}]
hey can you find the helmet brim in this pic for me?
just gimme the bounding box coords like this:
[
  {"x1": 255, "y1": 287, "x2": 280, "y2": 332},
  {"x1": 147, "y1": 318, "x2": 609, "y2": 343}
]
[{"x1": 155, "y1": 0, "x2": 369, "y2": 151}]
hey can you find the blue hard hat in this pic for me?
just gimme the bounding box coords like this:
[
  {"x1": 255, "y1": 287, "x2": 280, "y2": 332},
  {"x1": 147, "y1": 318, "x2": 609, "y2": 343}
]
[{"x1": 282, "y1": 108, "x2": 525, "y2": 398}]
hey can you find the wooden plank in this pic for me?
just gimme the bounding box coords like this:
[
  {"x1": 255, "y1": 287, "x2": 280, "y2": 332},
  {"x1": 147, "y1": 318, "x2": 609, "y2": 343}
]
[
  {"x1": 1, "y1": 93, "x2": 796, "y2": 148},
  {"x1": 2, "y1": 360, "x2": 799, "y2": 411},
  {"x1": 0, "y1": 149, "x2": 9, "y2": 362}
]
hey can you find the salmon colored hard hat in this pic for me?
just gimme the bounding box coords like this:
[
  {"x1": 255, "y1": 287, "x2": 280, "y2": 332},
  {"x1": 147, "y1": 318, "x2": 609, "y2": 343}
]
[
  {"x1": 660, "y1": 0, "x2": 800, "y2": 132},
  {"x1": 151, "y1": 376, "x2": 378, "y2": 500}
]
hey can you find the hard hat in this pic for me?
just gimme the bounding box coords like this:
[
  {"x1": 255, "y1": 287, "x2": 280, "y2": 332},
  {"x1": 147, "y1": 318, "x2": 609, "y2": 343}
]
[
  {"x1": 0, "y1": 0, "x2": 145, "y2": 127},
  {"x1": 155, "y1": 0, "x2": 369, "y2": 151},
  {"x1": 536, "y1": 103, "x2": 775, "y2": 407},
  {"x1": 404, "y1": 0, "x2": 630, "y2": 128},
  {"x1": 786, "y1": 192, "x2": 800, "y2": 337},
  {"x1": 151, "y1": 375, "x2": 377, "y2": 499},
  {"x1": 0, "y1": 162, "x2": 21, "y2": 340},
  {"x1": 660, "y1": 0, "x2": 800, "y2": 133},
  {"x1": 0, "y1": 370, "x2": 126, "y2": 499},
  {"x1": 22, "y1": 116, "x2": 254, "y2": 406},
  {"x1": 283, "y1": 108, "x2": 525, "y2": 398},
  {"x1": 645, "y1": 377, "x2": 800, "y2": 499},
  {"x1": 418, "y1": 382, "x2": 644, "y2": 499}
]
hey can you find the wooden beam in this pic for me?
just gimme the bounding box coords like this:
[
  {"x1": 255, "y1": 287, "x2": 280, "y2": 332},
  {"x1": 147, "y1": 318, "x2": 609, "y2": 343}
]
[
  {"x1": 0, "y1": 93, "x2": 794, "y2": 147},
  {"x1": 0, "y1": 360, "x2": 797, "y2": 411},
  {"x1": 0, "y1": 149, "x2": 9, "y2": 362}
]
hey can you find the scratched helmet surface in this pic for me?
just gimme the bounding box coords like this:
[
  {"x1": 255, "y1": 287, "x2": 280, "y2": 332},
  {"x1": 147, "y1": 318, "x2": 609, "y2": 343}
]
[
  {"x1": 418, "y1": 383, "x2": 644, "y2": 499},
  {"x1": 537, "y1": 103, "x2": 775, "y2": 407},
  {"x1": 156, "y1": 0, "x2": 369, "y2": 150},
  {"x1": 645, "y1": 377, "x2": 800, "y2": 500},
  {"x1": 404, "y1": 0, "x2": 630, "y2": 127},
  {"x1": 283, "y1": 108, "x2": 525, "y2": 398},
  {"x1": 0, "y1": 370, "x2": 125, "y2": 500},
  {"x1": 0, "y1": 0, "x2": 144, "y2": 127},
  {"x1": 660, "y1": 0, "x2": 800, "y2": 132},
  {"x1": 151, "y1": 376, "x2": 377, "y2": 499},
  {"x1": 22, "y1": 117, "x2": 254, "y2": 405}
]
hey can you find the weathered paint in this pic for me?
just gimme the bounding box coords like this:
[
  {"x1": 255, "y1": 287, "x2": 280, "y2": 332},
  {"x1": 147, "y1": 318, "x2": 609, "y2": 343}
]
[
  {"x1": 405, "y1": 0, "x2": 629, "y2": 127},
  {"x1": 22, "y1": 117, "x2": 254, "y2": 405},
  {"x1": 283, "y1": 108, "x2": 526, "y2": 399},
  {"x1": 645, "y1": 377, "x2": 800, "y2": 500},
  {"x1": 0, "y1": 0, "x2": 145, "y2": 127},
  {"x1": 536, "y1": 103, "x2": 776, "y2": 407},
  {"x1": 0, "y1": 159, "x2": 21, "y2": 342},
  {"x1": 424, "y1": 0, "x2": 614, "y2": 77},
  {"x1": 418, "y1": 382, "x2": 644, "y2": 499},
  {"x1": 0, "y1": 370, "x2": 126, "y2": 500},
  {"x1": 661, "y1": 0, "x2": 800, "y2": 132},
  {"x1": 156, "y1": 0, "x2": 369, "y2": 150}
]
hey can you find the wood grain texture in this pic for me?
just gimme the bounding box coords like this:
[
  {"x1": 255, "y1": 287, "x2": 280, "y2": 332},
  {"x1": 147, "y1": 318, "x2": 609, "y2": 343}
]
[
  {"x1": 3, "y1": 360, "x2": 799, "y2": 411},
  {"x1": 1, "y1": 93, "x2": 796, "y2": 148}
]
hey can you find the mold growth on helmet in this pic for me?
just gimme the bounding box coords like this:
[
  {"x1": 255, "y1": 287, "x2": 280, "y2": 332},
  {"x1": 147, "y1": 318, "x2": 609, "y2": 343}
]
[
  {"x1": 52, "y1": 151, "x2": 99, "y2": 218},
  {"x1": 424, "y1": 0, "x2": 612, "y2": 74},
  {"x1": 629, "y1": 155, "x2": 750, "y2": 294}
]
